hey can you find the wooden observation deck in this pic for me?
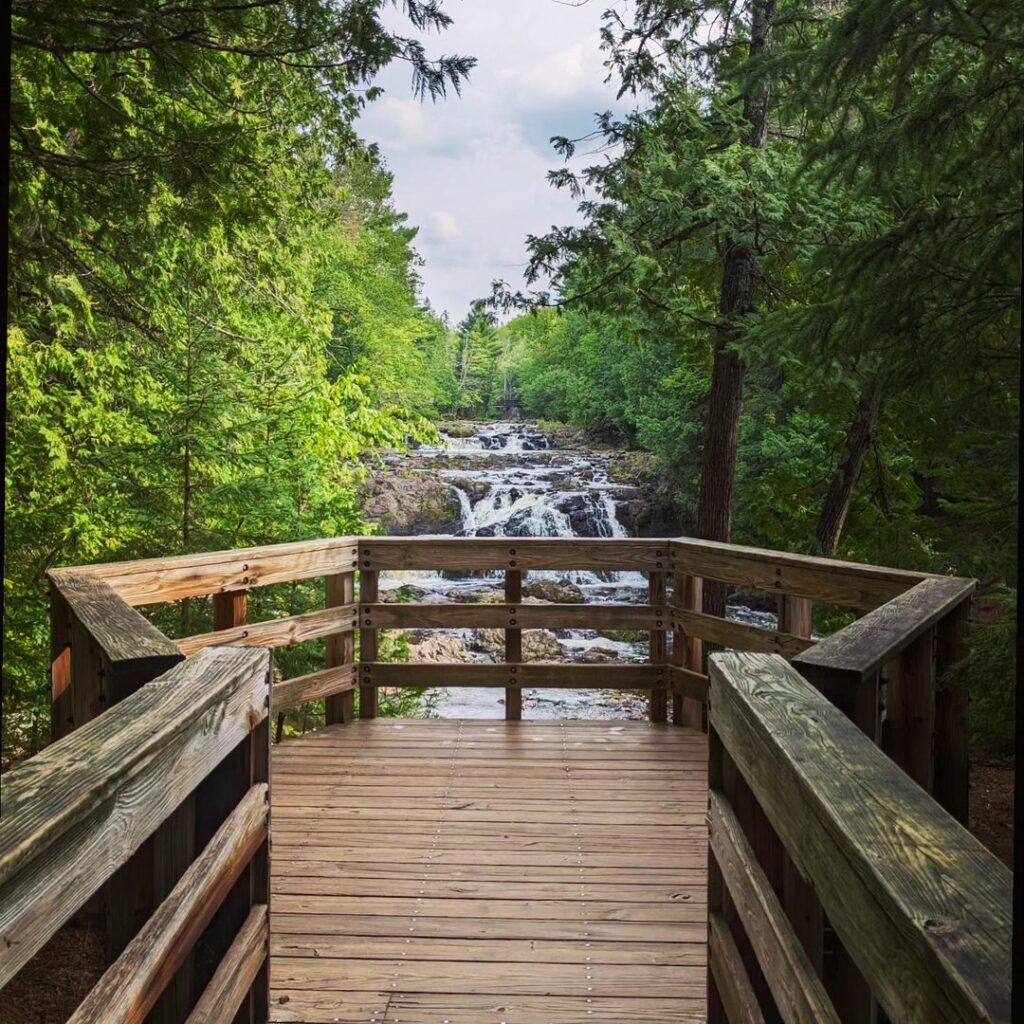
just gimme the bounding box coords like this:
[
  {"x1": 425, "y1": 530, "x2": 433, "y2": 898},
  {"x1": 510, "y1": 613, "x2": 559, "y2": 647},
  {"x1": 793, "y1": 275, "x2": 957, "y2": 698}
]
[{"x1": 0, "y1": 537, "x2": 1013, "y2": 1024}]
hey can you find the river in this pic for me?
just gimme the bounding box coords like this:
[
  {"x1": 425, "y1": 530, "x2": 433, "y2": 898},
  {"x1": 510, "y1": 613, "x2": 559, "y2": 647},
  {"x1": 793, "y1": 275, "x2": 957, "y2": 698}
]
[{"x1": 373, "y1": 420, "x2": 777, "y2": 719}]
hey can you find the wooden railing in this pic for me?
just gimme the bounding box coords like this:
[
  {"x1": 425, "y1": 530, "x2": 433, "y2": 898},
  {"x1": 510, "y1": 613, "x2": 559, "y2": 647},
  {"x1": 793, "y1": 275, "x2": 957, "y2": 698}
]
[
  {"x1": 707, "y1": 651, "x2": 1012, "y2": 1024},
  {"x1": 0, "y1": 646, "x2": 271, "y2": 1024},
  {"x1": 46, "y1": 535, "x2": 941, "y2": 731},
  {"x1": 1, "y1": 533, "x2": 993, "y2": 1021}
]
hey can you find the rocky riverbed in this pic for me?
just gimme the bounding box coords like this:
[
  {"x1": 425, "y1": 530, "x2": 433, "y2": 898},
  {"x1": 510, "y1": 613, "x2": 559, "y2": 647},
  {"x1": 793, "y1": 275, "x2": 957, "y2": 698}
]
[{"x1": 359, "y1": 420, "x2": 776, "y2": 719}]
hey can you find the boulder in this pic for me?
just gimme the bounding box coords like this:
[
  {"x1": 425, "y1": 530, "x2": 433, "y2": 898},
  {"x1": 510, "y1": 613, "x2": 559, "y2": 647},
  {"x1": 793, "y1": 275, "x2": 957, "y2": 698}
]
[
  {"x1": 406, "y1": 634, "x2": 473, "y2": 663},
  {"x1": 523, "y1": 578, "x2": 584, "y2": 603},
  {"x1": 468, "y1": 629, "x2": 563, "y2": 661},
  {"x1": 440, "y1": 421, "x2": 478, "y2": 438},
  {"x1": 579, "y1": 645, "x2": 621, "y2": 664},
  {"x1": 555, "y1": 493, "x2": 604, "y2": 537},
  {"x1": 360, "y1": 472, "x2": 462, "y2": 535}
]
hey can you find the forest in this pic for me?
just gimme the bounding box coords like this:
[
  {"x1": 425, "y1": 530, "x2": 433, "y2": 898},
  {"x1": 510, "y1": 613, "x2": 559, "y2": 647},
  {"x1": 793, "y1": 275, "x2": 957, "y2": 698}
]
[{"x1": 4, "y1": 0, "x2": 1020, "y2": 758}]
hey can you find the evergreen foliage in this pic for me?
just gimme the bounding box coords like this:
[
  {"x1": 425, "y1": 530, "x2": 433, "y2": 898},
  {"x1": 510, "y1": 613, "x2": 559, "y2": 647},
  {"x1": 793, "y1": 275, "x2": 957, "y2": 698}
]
[{"x1": 5, "y1": 1, "x2": 472, "y2": 755}]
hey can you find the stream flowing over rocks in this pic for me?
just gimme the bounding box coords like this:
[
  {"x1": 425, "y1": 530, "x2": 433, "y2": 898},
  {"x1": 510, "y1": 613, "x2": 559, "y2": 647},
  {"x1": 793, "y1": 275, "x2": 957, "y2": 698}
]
[{"x1": 361, "y1": 421, "x2": 777, "y2": 719}]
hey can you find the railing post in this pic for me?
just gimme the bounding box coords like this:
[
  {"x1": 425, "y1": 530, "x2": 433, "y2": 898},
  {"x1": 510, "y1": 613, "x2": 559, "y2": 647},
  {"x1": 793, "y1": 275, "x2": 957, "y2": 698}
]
[
  {"x1": 882, "y1": 627, "x2": 936, "y2": 791},
  {"x1": 49, "y1": 582, "x2": 74, "y2": 742},
  {"x1": 505, "y1": 569, "x2": 523, "y2": 720},
  {"x1": 934, "y1": 599, "x2": 971, "y2": 824},
  {"x1": 778, "y1": 594, "x2": 812, "y2": 639},
  {"x1": 672, "y1": 574, "x2": 704, "y2": 729},
  {"x1": 648, "y1": 571, "x2": 667, "y2": 722},
  {"x1": 325, "y1": 572, "x2": 355, "y2": 725},
  {"x1": 214, "y1": 589, "x2": 248, "y2": 634},
  {"x1": 359, "y1": 568, "x2": 379, "y2": 718}
]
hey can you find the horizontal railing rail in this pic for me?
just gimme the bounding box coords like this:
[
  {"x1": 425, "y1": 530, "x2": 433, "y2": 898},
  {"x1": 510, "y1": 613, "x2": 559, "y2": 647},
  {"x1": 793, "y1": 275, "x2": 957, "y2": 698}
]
[
  {"x1": 707, "y1": 651, "x2": 1011, "y2": 1024},
  {"x1": 0, "y1": 646, "x2": 272, "y2": 1023},
  {"x1": 47, "y1": 535, "x2": 968, "y2": 732}
]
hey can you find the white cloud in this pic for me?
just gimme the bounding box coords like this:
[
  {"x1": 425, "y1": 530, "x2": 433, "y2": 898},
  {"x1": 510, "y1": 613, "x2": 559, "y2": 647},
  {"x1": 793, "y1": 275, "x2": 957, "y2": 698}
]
[{"x1": 357, "y1": 1, "x2": 629, "y2": 322}]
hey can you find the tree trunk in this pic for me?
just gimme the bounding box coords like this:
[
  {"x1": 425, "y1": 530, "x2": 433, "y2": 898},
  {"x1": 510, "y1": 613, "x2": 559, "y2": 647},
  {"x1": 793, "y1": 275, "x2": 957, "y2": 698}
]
[
  {"x1": 815, "y1": 382, "x2": 882, "y2": 556},
  {"x1": 694, "y1": 0, "x2": 776, "y2": 620}
]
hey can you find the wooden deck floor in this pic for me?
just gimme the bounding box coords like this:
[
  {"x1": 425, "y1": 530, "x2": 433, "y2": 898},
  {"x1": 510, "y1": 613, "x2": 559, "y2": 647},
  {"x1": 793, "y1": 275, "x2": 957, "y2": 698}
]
[{"x1": 269, "y1": 718, "x2": 708, "y2": 1024}]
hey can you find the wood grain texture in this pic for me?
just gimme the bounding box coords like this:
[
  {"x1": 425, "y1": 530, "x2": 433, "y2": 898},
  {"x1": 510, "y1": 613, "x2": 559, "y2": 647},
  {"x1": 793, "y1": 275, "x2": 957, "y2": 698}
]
[
  {"x1": 505, "y1": 569, "x2": 523, "y2": 720},
  {"x1": 274, "y1": 667, "x2": 357, "y2": 712},
  {"x1": 67, "y1": 785, "x2": 268, "y2": 1024},
  {"x1": 359, "y1": 602, "x2": 664, "y2": 630},
  {"x1": 672, "y1": 607, "x2": 814, "y2": 659},
  {"x1": 358, "y1": 537, "x2": 669, "y2": 572},
  {"x1": 358, "y1": 570, "x2": 379, "y2": 719},
  {"x1": 325, "y1": 573, "x2": 356, "y2": 725},
  {"x1": 708, "y1": 911, "x2": 766, "y2": 1024},
  {"x1": 358, "y1": 662, "x2": 669, "y2": 689},
  {"x1": 63, "y1": 537, "x2": 360, "y2": 606},
  {"x1": 649, "y1": 572, "x2": 668, "y2": 722},
  {"x1": 672, "y1": 574, "x2": 704, "y2": 730},
  {"x1": 0, "y1": 647, "x2": 271, "y2": 985},
  {"x1": 709, "y1": 791, "x2": 839, "y2": 1024},
  {"x1": 48, "y1": 570, "x2": 183, "y2": 666},
  {"x1": 269, "y1": 719, "x2": 707, "y2": 1023},
  {"x1": 179, "y1": 605, "x2": 358, "y2": 657},
  {"x1": 793, "y1": 576, "x2": 974, "y2": 681},
  {"x1": 187, "y1": 905, "x2": 269, "y2": 1024},
  {"x1": 709, "y1": 651, "x2": 1012, "y2": 1024},
  {"x1": 669, "y1": 537, "x2": 926, "y2": 609}
]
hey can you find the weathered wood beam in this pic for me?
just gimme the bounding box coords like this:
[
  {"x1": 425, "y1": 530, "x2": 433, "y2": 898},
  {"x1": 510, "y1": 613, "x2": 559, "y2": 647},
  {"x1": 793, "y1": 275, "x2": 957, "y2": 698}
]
[
  {"x1": 357, "y1": 602, "x2": 664, "y2": 630},
  {"x1": 672, "y1": 607, "x2": 814, "y2": 660},
  {"x1": 0, "y1": 647, "x2": 271, "y2": 986},
  {"x1": 793, "y1": 576, "x2": 975, "y2": 683},
  {"x1": 358, "y1": 537, "x2": 669, "y2": 572},
  {"x1": 670, "y1": 537, "x2": 926, "y2": 610},
  {"x1": 709, "y1": 651, "x2": 1012, "y2": 1024},
  {"x1": 185, "y1": 905, "x2": 268, "y2": 1024},
  {"x1": 274, "y1": 665, "x2": 357, "y2": 712},
  {"x1": 710, "y1": 791, "x2": 840, "y2": 1024},
  {"x1": 708, "y1": 911, "x2": 767, "y2": 1024},
  {"x1": 60, "y1": 537, "x2": 360, "y2": 606},
  {"x1": 358, "y1": 662, "x2": 669, "y2": 689},
  {"x1": 179, "y1": 603, "x2": 357, "y2": 657}
]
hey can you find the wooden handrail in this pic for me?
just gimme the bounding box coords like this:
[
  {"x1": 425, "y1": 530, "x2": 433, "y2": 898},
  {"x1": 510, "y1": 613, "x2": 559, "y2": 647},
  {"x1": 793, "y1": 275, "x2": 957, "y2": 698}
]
[
  {"x1": 0, "y1": 647, "x2": 270, "y2": 985},
  {"x1": 184, "y1": 905, "x2": 268, "y2": 1024},
  {"x1": 178, "y1": 603, "x2": 358, "y2": 657},
  {"x1": 793, "y1": 575, "x2": 976, "y2": 681},
  {"x1": 12, "y1": 535, "x2": 990, "y2": 1024},
  {"x1": 63, "y1": 536, "x2": 360, "y2": 606},
  {"x1": 708, "y1": 651, "x2": 1012, "y2": 1024},
  {"x1": 48, "y1": 535, "x2": 975, "y2": 736}
]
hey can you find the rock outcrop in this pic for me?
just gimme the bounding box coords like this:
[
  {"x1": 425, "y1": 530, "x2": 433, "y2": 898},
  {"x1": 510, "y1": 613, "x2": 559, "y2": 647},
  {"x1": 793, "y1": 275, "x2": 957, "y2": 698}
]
[{"x1": 360, "y1": 472, "x2": 462, "y2": 535}]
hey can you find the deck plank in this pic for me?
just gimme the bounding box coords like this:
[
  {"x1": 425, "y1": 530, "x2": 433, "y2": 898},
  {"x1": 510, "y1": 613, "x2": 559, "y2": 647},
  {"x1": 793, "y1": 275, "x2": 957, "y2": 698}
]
[{"x1": 270, "y1": 719, "x2": 708, "y2": 1024}]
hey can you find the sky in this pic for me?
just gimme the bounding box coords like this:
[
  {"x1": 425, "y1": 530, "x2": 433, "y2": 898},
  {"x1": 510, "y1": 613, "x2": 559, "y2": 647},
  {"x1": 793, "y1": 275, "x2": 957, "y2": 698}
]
[{"x1": 357, "y1": 1, "x2": 630, "y2": 324}]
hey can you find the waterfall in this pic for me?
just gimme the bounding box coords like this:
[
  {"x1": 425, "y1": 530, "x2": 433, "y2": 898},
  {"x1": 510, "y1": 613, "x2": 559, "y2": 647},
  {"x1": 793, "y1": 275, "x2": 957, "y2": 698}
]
[{"x1": 379, "y1": 421, "x2": 655, "y2": 718}]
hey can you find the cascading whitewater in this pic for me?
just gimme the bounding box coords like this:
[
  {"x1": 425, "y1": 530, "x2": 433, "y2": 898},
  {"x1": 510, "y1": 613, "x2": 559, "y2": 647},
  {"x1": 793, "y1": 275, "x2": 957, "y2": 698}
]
[{"x1": 380, "y1": 421, "x2": 778, "y2": 719}]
